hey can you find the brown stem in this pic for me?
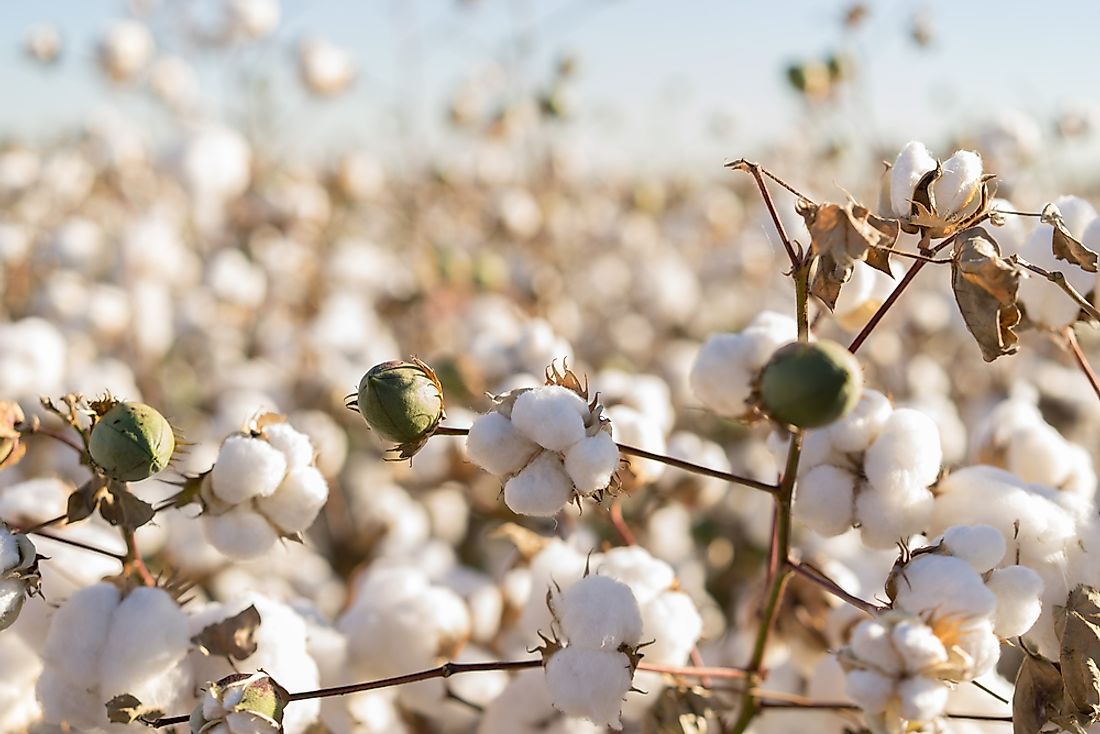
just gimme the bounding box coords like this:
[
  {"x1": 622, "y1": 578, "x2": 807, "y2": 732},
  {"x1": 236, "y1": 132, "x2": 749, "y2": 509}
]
[
  {"x1": 607, "y1": 501, "x2": 637, "y2": 546},
  {"x1": 19, "y1": 513, "x2": 70, "y2": 534},
  {"x1": 755, "y1": 700, "x2": 1011, "y2": 722},
  {"x1": 27, "y1": 530, "x2": 126, "y2": 562},
  {"x1": 1063, "y1": 326, "x2": 1100, "y2": 404},
  {"x1": 725, "y1": 159, "x2": 802, "y2": 268},
  {"x1": 786, "y1": 559, "x2": 881, "y2": 615},
  {"x1": 637, "y1": 662, "x2": 750, "y2": 680},
  {"x1": 23, "y1": 426, "x2": 84, "y2": 454},
  {"x1": 123, "y1": 528, "x2": 156, "y2": 587},
  {"x1": 1018, "y1": 259, "x2": 1100, "y2": 323}
]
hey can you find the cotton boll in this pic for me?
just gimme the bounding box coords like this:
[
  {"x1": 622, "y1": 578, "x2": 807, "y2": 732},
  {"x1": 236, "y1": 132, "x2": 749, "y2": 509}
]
[
  {"x1": 897, "y1": 675, "x2": 950, "y2": 722},
  {"x1": 511, "y1": 386, "x2": 589, "y2": 451},
  {"x1": 467, "y1": 410, "x2": 541, "y2": 476},
  {"x1": 211, "y1": 436, "x2": 288, "y2": 504},
  {"x1": 689, "y1": 315, "x2": 794, "y2": 418},
  {"x1": 97, "y1": 19, "x2": 154, "y2": 82},
  {"x1": 856, "y1": 486, "x2": 934, "y2": 550},
  {"x1": 845, "y1": 669, "x2": 894, "y2": 713},
  {"x1": 986, "y1": 565, "x2": 1043, "y2": 638},
  {"x1": 794, "y1": 464, "x2": 857, "y2": 536},
  {"x1": 607, "y1": 405, "x2": 666, "y2": 482},
  {"x1": 298, "y1": 37, "x2": 356, "y2": 95},
  {"x1": 864, "y1": 409, "x2": 942, "y2": 494},
  {"x1": 557, "y1": 575, "x2": 642, "y2": 650},
  {"x1": 504, "y1": 451, "x2": 575, "y2": 517},
  {"x1": 892, "y1": 555, "x2": 997, "y2": 620},
  {"x1": 890, "y1": 142, "x2": 938, "y2": 217},
  {"x1": 640, "y1": 591, "x2": 702, "y2": 664},
  {"x1": 544, "y1": 647, "x2": 633, "y2": 729},
  {"x1": 823, "y1": 389, "x2": 893, "y2": 455},
  {"x1": 478, "y1": 668, "x2": 603, "y2": 734},
  {"x1": 645, "y1": 503, "x2": 695, "y2": 564},
  {"x1": 563, "y1": 432, "x2": 619, "y2": 495},
  {"x1": 256, "y1": 466, "x2": 328, "y2": 533},
  {"x1": 520, "y1": 542, "x2": 592, "y2": 638},
  {"x1": 932, "y1": 150, "x2": 983, "y2": 219},
  {"x1": 940, "y1": 525, "x2": 1007, "y2": 573},
  {"x1": 263, "y1": 423, "x2": 315, "y2": 471},
  {"x1": 42, "y1": 583, "x2": 119, "y2": 688},
  {"x1": 204, "y1": 506, "x2": 280, "y2": 559},
  {"x1": 597, "y1": 546, "x2": 675, "y2": 605},
  {"x1": 1017, "y1": 196, "x2": 1098, "y2": 327},
  {"x1": 849, "y1": 620, "x2": 903, "y2": 676}
]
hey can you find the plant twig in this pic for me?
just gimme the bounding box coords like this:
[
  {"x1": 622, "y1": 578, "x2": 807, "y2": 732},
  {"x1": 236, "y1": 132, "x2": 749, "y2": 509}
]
[
  {"x1": 607, "y1": 501, "x2": 637, "y2": 545},
  {"x1": 638, "y1": 662, "x2": 750, "y2": 680},
  {"x1": 19, "y1": 513, "x2": 70, "y2": 534},
  {"x1": 22, "y1": 425, "x2": 84, "y2": 454},
  {"x1": 725, "y1": 159, "x2": 802, "y2": 268},
  {"x1": 27, "y1": 530, "x2": 126, "y2": 562},
  {"x1": 1017, "y1": 258, "x2": 1100, "y2": 323},
  {"x1": 1063, "y1": 326, "x2": 1100, "y2": 404},
  {"x1": 123, "y1": 528, "x2": 156, "y2": 587},
  {"x1": 786, "y1": 559, "x2": 881, "y2": 615}
]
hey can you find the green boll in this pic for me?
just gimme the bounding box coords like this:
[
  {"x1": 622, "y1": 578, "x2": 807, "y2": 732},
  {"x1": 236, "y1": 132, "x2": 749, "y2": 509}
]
[
  {"x1": 759, "y1": 340, "x2": 862, "y2": 429},
  {"x1": 89, "y1": 402, "x2": 176, "y2": 482},
  {"x1": 356, "y1": 360, "x2": 445, "y2": 445}
]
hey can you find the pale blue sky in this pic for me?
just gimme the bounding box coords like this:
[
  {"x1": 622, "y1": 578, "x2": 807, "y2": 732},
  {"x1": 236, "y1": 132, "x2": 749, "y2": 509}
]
[{"x1": 2, "y1": 1, "x2": 1098, "y2": 172}]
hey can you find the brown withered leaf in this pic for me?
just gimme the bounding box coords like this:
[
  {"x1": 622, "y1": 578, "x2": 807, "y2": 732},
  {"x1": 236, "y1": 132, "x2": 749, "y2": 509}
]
[
  {"x1": 1043, "y1": 203, "x2": 1100, "y2": 273},
  {"x1": 66, "y1": 476, "x2": 106, "y2": 523},
  {"x1": 191, "y1": 604, "x2": 261, "y2": 660},
  {"x1": 797, "y1": 199, "x2": 899, "y2": 309},
  {"x1": 105, "y1": 694, "x2": 163, "y2": 725},
  {"x1": 98, "y1": 481, "x2": 155, "y2": 530},
  {"x1": 1012, "y1": 653, "x2": 1068, "y2": 734},
  {"x1": 1056, "y1": 585, "x2": 1100, "y2": 721},
  {"x1": 0, "y1": 401, "x2": 25, "y2": 470},
  {"x1": 951, "y1": 227, "x2": 1022, "y2": 362}
]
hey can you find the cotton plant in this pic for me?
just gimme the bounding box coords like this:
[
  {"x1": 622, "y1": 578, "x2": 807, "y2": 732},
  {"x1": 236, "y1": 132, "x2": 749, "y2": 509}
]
[
  {"x1": 465, "y1": 367, "x2": 621, "y2": 516},
  {"x1": 199, "y1": 416, "x2": 329, "y2": 559},
  {"x1": 1016, "y1": 195, "x2": 1099, "y2": 328}
]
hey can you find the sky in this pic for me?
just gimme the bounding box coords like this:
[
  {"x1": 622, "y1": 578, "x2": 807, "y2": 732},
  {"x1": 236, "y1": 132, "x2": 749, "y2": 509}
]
[{"x1": 1, "y1": 0, "x2": 1099, "y2": 174}]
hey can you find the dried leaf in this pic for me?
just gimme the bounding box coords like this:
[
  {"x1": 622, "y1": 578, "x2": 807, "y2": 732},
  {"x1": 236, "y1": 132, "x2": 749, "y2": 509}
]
[
  {"x1": 797, "y1": 201, "x2": 900, "y2": 311},
  {"x1": 0, "y1": 401, "x2": 25, "y2": 471},
  {"x1": 192, "y1": 604, "x2": 262, "y2": 660},
  {"x1": 98, "y1": 481, "x2": 155, "y2": 530},
  {"x1": 1058, "y1": 585, "x2": 1100, "y2": 720},
  {"x1": 951, "y1": 227, "x2": 1022, "y2": 362},
  {"x1": 1043, "y1": 203, "x2": 1100, "y2": 273},
  {"x1": 105, "y1": 693, "x2": 163, "y2": 725},
  {"x1": 66, "y1": 477, "x2": 105, "y2": 523},
  {"x1": 1012, "y1": 654, "x2": 1066, "y2": 734},
  {"x1": 488, "y1": 522, "x2": 552, "y2": 561}
]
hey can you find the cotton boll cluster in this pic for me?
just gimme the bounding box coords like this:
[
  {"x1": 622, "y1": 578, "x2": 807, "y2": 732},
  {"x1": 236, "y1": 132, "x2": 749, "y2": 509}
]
[
  {"x1": 787, "y1": 390, "x2": 941, "y2": 548},
  {"x1": 201, "y1": 420, "x2": 328, "y2": 559},
  {"x1": 889, "y1": 142, "x2": 985, "y2": 236},
  {"x1": 37, "y1": 584, "x2": 192, "y2": 730},
  {"x1": 689, "y1": 310, "x2": 798, "y2": 419},
  {"x1": 1016, "y1": 195, "x2": 1099, "y2": 328},
  {"x1": 466, "y1": 379, "x2": 619, "y2": 517}
]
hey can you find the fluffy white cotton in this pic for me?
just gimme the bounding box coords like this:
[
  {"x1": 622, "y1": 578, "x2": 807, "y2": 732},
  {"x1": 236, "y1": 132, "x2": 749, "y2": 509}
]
[
  {"x1": 822, "y1": 389, "x2": 893, "y2": 456},
  {"x1": 1006, "y1": 423, "x2": 1073, "y2": 489},
  {"x1": 1017, "y1": 195, "x2": 1099, "y2": 327},
  {"x1": 931, "y1": 150, "x2": 983, "y2": 218},
  {"x1": 890, "y1": 142, "x2": 938, "y2": 217},
  {"x1": 564, "y1": 432, "x2": 620, "y2": 494},
  {"x1": 0, "y1": 528, "x2": 20, "y2": 572},
  {"x1": 212, "y1": 435, "x2": 288, "y2": 503},
  {"x1": 794, "y1": 463, "x2": 857, "y2": 536},
  {"x1": 597, "y1": 546, "x2": 675, "y2": 605},
  {"x1": 864, "y1": 409, "x2": 942, "y2": 495},
  {"x1": 42, "y1": 582, "x2": 120, "y2": 690},
  {"x1": 478, "y1": 668, "x2": 602, "y2": 734},
  {"x1": 466, "y1": 410, "x2": 540, "y2": 476},
  {"x1": 204, "y1": 506, "x2": 280, "y2": 559},
  {"x1": 504, "y1": 451, "x2": 575, "y2": 517},
  {"x1": 640, "y1": 590, "x2": 702, "y2": 664},
  {"x1": 897, "y1": 675, "x2": 950, "y2": 722},
  {"x1": 850, "y1": 620, "x2": 903, "y2": 676},
  {"x1": 940, "y1": 525, "x2": 1006, "y2": 573},
  {"x1": 607, "y1": 405, "x2": 667, "y2": 483},
  {"x1": 557, "y1": 574, "x2": 643, "y2": 650},
  {"x1": 264, "y1": 423, "x2": 315, "y2": 470},
  {"x1": 544, "y1": 647, "x2": 633, "y2": 729},
  {"x1": 855, "y1": 485, "x2": 934, "y2": 550},
  {"x1": 985, "y1": 565, "x2": 1044, "y2": 638},
  {"x1": 511, "y1": 386, "x2": 590, "y2": 452},
  {"x1": 892, "y1": 555, "x2": 997, "y2": 620},
  {"x1": 891, "y1": 620, "x2": 949, "y2": 672},
  {"x1": 256, "y1": 466, "x2": 329, "y2": 533},
  {"x1": 846, "y1": 669, "x2": 894, "y2": 713}
]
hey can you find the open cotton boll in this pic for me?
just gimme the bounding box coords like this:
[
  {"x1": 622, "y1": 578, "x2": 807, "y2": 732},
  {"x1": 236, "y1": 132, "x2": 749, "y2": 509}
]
[
  {"x1": 1005, "y1": 424, "x2": 1073, "y2": 489},
  {"x1": 256, "y1": 466, "x2": 328, "y2": 533},
  {"x1": 564, "y1": 432, "x2": 619, "y2": 495},
  {"x1": 557, "y1": 575, "x2": 642, "y2": 652},
  {"x1": 891, "y1": 620, "x2": 949, "y2": 672},
  {"x1": 794, "y1": 464, "x2": 857, "y2": 537},
  {"x1": 640, "y1": 591, "x2": 702, "y2": 664},
  {"x1": 985, "y1": 566, "x2": 1043, "y2": 638},
  {"x1": 849, "y1": 620, "x2": 903, "y2": 676},
  {"x1": 1017, "y1": 196, "x2": 1098, "y2": 328},
  {"x1": 845, "y1": 669, "x2": 894, "y2": 713},
  {"x1": 0, "y1": 528, "x2": 20, "y2": 572},
  {"x1": 855, "y1": 486, "x2": 934, "y2": 550},
  {"x1": 940, "y1": 525, "x2": 1006, "y2": 573},
  {"x1": 478, "y1": 668, "x2": 603, "y2": 734},
  {"x1": 510, "y1": 386, "x2": 589, "y2": 451},
  {"x1": 822, "y1": 389, "x2": 893, "y2": 455},
  {"x1": 545, "y1": 647, "x2": 633, "y2": 729},
  {"x1": 689, "y1": 333, "x2": 756, "y2": 416},
  {"x1": 263, "y1": 423, "x2": 315, "y2": 470},
  {"x1": 892, "y1": 555, "x2": 997, "y2": 620},
  {"x1": 466, "y1": 410, "x2": 541, "y2": 476},
  {"x1": 211, "y1": 435, "x2": 288, "y2": 504},
  {"x1": 204, "y1": 506, "x2": 280, "y2": 559},
  {"x1": 504, "y1": 451, "x2": 575, "y2": 517},
  {"x1": 864, "y1": 409, "x2": 941, "y2": 494},
  {"x1": 931, "y1": 150, "x2": 983, "y2": 218},
  {"x1": 607, "y1": 405, "x2": 666, "y2": 482},
  {"x1": 890, "y1": 142, "x2": 938, "y2": 217},
  {"x1": 42, "y1": 582, "x2": 119, "y2": 689},
  {"x1": 597, "y1": 546, "x2": 675, "y2": 605},
  {"x1": 897, "y1": 675, "x2": 951, "y2": 723}
]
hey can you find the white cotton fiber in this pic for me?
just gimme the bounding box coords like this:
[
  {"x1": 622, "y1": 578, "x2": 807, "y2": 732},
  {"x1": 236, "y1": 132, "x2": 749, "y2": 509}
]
[
  {"x1": 504, "y1": 451, "x2": 575, "y2": 517},
  {"x1": 0, "y1": 528, "x2": 19, "y2": 572},
  {"x1": 794, "y1": 463, "x2": 857, "y2": 537},
  {"x1": 564, "y1": 432, "x2": 620, "y2": 495},
  {"x1": 544, "y1": 647, "x2": 633, "y2": 729},
  {"x1": 849, "y1": 620, "x2": 902, "y2": 676},
  {"x1": 897, "y1": 675, "x2": 949, "y2": 722},
  {"x1": 1006, "y1": 424, "x2": 1071, "y2": 489},
  {"x1": 825, "y1": 389, "x2": 893, "y2": 454},
  {"x1": 203, "y1": 506, "x2": 280, "y2": 559},
  {"x1": 42, "y1": 582, "x2": 119, "y2": 686},
  {"x1": 466, "y1": 410, "x2": 541, "y2": 476},
  {"x1": 257, "y1": 466, "x2": 329, "y2": 533},
  {"x1": 985, "y1": 565, "x2": 1044, "y2": 638},
  {"x1": 597, "y1": 546, "x2": 675, "y2": 605},
  {"x1": 890, "y1": 142, "x2": 938, "y2": 218},
  {"x1": 932, "y1": 150, "x2": 983, "y2": 217},
  {"x1": 855, "y1": 484, "x2": 933, "y2": 550},
  {"x1": 510, "y1": 386, "x2": 589, "y2": 451},
  {"x1": 212, "y1": 435, "x2": 288, "y2": 504},
  {"x1": 890, "y1": 620, "x2": 947, "y2": 673},
  {"x1": 892, "y1": 555, "x2": 997, "y2": 620},
  {"x1": 845, "y1": 669, "x2": 894, "y2": 714},
  {"x1": 864, "y1": 409, "x2": 941, "y2": 495},
  {"x1": 97, "y1": 587, "x2": 189, "y2": 703},
  {"x1": 263, "y1": 423, "x2": 315, "y2": 471},
  {"x1": 940, "y1": 525, "x2": 1006, "y2": 573},
  {"x1": 557, "y1": 575, "x2": 642, "y2": 650},
  {"x1": 689, "y1": 333, "x2": 757, "y2": 417},
  {"x1": 640, "y1": 591, "x2": 702, "y2": 664}
]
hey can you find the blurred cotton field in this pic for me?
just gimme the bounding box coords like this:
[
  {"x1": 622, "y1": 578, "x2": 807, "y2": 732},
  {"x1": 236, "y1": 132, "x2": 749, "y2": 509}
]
[{"x1": 4, "y1": 2, "x2": 1100, "y2": 734}]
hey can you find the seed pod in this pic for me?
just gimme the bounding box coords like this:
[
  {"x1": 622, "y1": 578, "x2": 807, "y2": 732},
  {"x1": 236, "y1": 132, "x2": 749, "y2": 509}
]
[
  {"x1": 354, "y1": 358, "x2": 445, "y2": 448},
  {"x1": 758, "y1": 340, "x2": 862, "y2": 428},
  {"x1": 191, "y1": 672, "x2": 289, "y2": 734},
  {"x1": 89, "y1": 402, "x2": 176, "y2": 482}
]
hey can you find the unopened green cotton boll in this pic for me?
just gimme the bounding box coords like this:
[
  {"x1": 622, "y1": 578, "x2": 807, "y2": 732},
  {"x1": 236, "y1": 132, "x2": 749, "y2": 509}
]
[
  {"x1": 759, "y1": 340, "x2": 862, "y2": 429},
  {"x1": 356, "y1": 360, "x2": 445, "y2": 444},
  {"x1": 89, "y1": 402, "x2": 175, "y2": 481}
]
